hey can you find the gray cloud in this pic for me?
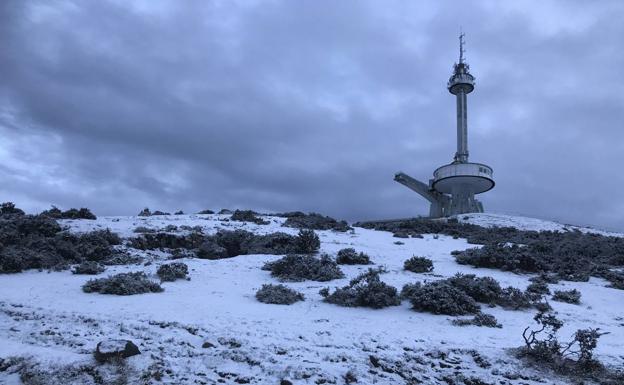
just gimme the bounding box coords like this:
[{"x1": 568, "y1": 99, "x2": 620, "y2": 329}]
[{"x1": 1, "y1": 0, "x2": 623, "y2": 231}]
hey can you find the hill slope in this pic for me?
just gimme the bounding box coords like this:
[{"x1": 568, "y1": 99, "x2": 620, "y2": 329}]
[{"x1": 0, "y1": 212, "x2": 622, "y2": 384}]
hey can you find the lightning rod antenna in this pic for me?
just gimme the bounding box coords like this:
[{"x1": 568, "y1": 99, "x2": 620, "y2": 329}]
[{"x1": 459, "y1": 31, "x2": 466, "y2": 64}]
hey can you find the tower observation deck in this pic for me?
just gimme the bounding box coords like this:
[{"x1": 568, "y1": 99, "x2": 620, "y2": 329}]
[{"x1": 394, "y1": 34, "x2": 494, "y2": 217}]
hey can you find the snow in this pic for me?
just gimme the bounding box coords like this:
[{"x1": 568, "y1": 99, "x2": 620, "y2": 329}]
[{"x1": 1, "y1": 213, "x2": 623, "y2": 384}]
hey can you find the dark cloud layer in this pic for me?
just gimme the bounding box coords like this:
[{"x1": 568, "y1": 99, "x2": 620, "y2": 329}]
[{"x1": 1, "y1": 0, "x2": 623, "y2": 231}]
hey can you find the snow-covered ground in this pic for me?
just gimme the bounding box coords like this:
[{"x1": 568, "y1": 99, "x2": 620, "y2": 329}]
[{"x1": 1, "y1": 213, "x2": 622, "y2": 384}]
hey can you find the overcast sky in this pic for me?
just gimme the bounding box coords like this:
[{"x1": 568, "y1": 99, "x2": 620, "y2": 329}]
[{"x1": 1, "y1": 0, "x2": 623, "y2": 231}]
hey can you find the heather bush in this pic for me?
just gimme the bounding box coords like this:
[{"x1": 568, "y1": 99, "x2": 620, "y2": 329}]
[
  {"x1": 403, "y1": 256, "x2": 434, "y2": 273},
  {"x1": 281, "y1": 212, "x2": 351, "y2": 232},
  {"x1": 496, "y1": 287, "x2": 533, "y2": 310},
  {"x1": 255, "y1": 284, "x2": 304, "y2": 305},
  {"x1": 452, "y1": 313, "x2": 501, "y2": 328},
  {"x1": 156, "y1": 262, "x2": 189, "y2": 282},
  {"x1": 552, "y1": 289, "x2": 581, "y2": 304},
  {"x1": 82, "y1": 272, "x2": 163, "y2": 295},
  {"x1": 0, "y1": 202, "x2": 24, "y2": 216},
  {"x1": 526, "y1": 279, "x2": 551, "y2": 296},
  {"x1": 230, "y1": 210, "x2": 269, "y2": 225},
  {"x1": 335, "y1": 248, "x2": 371, "y2": 265},
  {"x1": 0, "y1": 213, "x2": 123, "y2": 273},
  {"x1": 72, "y1": 261, "x2": 105, "y2": 275},
  {"x1": 295, "y1": 229, "x2": 320, "y2": 254},
  {"x1": 404, "y1": 281, "x2": 480, "y2": 315},
  {"x1": 43, "y1": 207, "x2": 96, "y2": 220},
  {"x1": 264, "y1": 254, "x2": 344, "y2": 282},
  {"x1": 447, "y1": 274, "x2": 502, "y2": 304},
  {"x1": 321, "y1": 269, "x2": 400, "y2": 309},
  {"x1": 356, "y1": 218, "x2": 624, "y2": 289}
]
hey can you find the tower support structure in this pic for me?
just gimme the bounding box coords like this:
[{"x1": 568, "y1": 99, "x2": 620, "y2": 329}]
[{"x1": 395, "y1": 34, "x2": 494, "y2": 217}]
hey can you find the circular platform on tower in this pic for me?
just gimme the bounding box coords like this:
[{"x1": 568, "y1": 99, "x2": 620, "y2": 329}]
[{"x1": 432, "y1": 162, "x2": 494, "y2": 194}]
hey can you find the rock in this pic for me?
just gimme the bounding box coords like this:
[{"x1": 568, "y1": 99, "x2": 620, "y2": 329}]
[
  {"x1": 196, "y1": 240, "x2": 228, "y2": 259},
  {"x1": 202, "y1": 341, "x2": 215, "y2": 348},
  {"x1": 94, "y1": 339, "x2": 140, "y2": 363},
  {"x1": 280, "y1": 380, "x2": 293, "y2": 385},
  {"x1": 138, "y1": 208, "x2": 151, "y2": 217},
  {"x1": 218, "y1": 209, "x2": 233, "y2": 215}
]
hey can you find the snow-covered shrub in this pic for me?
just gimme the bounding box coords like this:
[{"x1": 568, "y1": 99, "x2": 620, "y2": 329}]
[
  {"x1": 295, "y1": 229, "x2": 320, "y2": 254},
  {"x1": 82, "y1": 272, "x2": 163, "y2": 295},
  {"x1": 552, "y1": 289, "x2": 581, "y2": 304},
  {"x1": 231, "y1": 210, "x2": 269, "y2": 225},
  {"x1": 404, "y1": 281, "x2": 480, "y2": 315},
  {"x1": 602, "y1": 271, "x2": 624, "y2": 290},
  {"x1": 133, "y1": 226, "x2": 156, "y2": 233},
  {"x1": 403, "y1": 256, "x2": 433, "y2": 273},
  {"x1": 156, "y1": 262, "x2": 189, "y2": 282},
  {"x1": 446, "y1": 274, "x2": 502, "y2": 304},
  {"x1": 454, "y1": 244, "x2": 543, "y2": 273},
  {"x1": 0, "y1": 214, "x2": 122, "y2": 273},
  {"x1": 72, "y1": 261, "x2": 105, "y2": 275},
  {"x1": 496, "y1": 287, "x2": 533, "y2": 310},
  {"x1": 526, "y1": 279, "x2": 551, "y2": 296},
  {"x1": 41, "y1": 206, "x2": 96, "y2": 220},
  {"x1": 0, "y1": 202, "x2": 24, "y2": 216},
  {"x1": 264, "y1": 254, "x2": 344, "y2": 282},
  {"x1": 280, "y1": 212, "x2": 351, "y2": 232},
  {"x1": 255, "y1": 284, "x2": 304, "y2": 305},
  {"x1": 321, "y1": 269, "x2": 400, "y2": 309},
  {"x1": 452, "y1": 313, "x2": 502, "y2": 328},
  {"x1": 335, "y1": 248, "x2": 371, "y2": 265}
]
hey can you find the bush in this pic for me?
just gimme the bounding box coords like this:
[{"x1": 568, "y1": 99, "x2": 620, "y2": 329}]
[
  {"x1": 72, "y1": 261, "x2": 105, "y2": 275},
  {"x1": 0, "y1": 214, "x2": 123, "y2": 273},
  {"x1": 496, "y1": 287, "x2": 533, "y2": 310},
  {"x1": 356, "y1": 217, "x2": 624, "y2": 288},
  {"x1": 197, "y1": 209, "x2": 214, "y2": 214},
  {"x1": 321, "y1": 269, "x2": 400, "y2": 309},
  {"x1": 403, "y1": 256, "x2": 434, "y2": 273},
  {"x1": 281, "y1": 212, "x2": 351, "y2": 232},
  {"x1": 82, "y1": 272, "x2": 163, "y2": 295},
  {"x1": 129, "y1": 229, "x2": 312, "y2": 258},
  {"x1": 526, "y1": 279, "x2": 551, "y2": 296},
  {"x1": 295, "y1": 229, "x2": 320, "y2": 254},
  {"x1": 231, "y1": 210, "x2": 269, "y2": 225},
  {"x1": 255, "y1": 284, "x2": 304, "y2": 305},
  {"x1": 404, "y1": 281, "x2": 480, "y2": 315},
  {"x1": 552, "y1": 289, "x2": 581, "y2": 304},
  {"x1": 264, "y1": 254, "x2": 344, "y2": 282},
  {"x1": 335, "y1": 248, "x2": 371, "y2": 265},
  {"x1": 446, "y1": 274, "x2": 502, "y2": 304},
  {"x1": 41, "y1": 206, "x2": 97, "y2": 220},
  {"x1": 452, "y1": 313, "x2": 502, "y2": 328},
  {"x1": 0, "y1": 202, "x2": 25, "y2": 216},
  {"x1": 156, "y1": 262, "x2": 189, "y2": 282}
]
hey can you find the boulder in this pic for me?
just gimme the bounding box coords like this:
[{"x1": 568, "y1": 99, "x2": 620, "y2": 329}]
[{"x1": 94, "y1": 339, "x2": 140, "y2": 363}]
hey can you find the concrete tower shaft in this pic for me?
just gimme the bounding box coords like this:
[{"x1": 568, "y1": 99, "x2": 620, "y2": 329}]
[{"x1": 447, "y1": 34, "x2": 475, "y2": 164}]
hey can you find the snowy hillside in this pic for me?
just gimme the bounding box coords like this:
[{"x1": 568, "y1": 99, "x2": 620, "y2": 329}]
[{"x1": 0, "y1": 212, "x2": 622, "y2": 384}]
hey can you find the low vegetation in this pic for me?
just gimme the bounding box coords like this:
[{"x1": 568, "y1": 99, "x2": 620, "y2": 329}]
[
  {"x1": 552, "y1": 289, "x2": 582, "y2": 304},
  {"x1": 402, "y1": 281, "x2": 480, "y2": 315},
  {"x1": 519, "y1": 311, "x2": 621, "y2": 383},
  {"x1": 279, "y1": 212, "x2": 351, "y2": 232},
  {"x1": 263, "y1": 254, "x2": 344, "y2": 282},
  {"x1": 356, "y1": 217, "x2": 624, "y2": 289},
  {"x1": 255, "y1": 284, "x2": 304, "y2": 305},
  {"x1": 320, "y1": 269, "x2": 400, "y2": 309},
  {"x1": 156, "y1": 262, "x2": 189, "y2": 282},
  {"x1": 335, "y1": 248, "x2": 371, "y2": 265},
  {"x1": 403, "y1": 256, "x2": 434, "y2": 273},
  {"x1": 129, "y1": 228, "x2": 320, "y2": 259},
  {"x1": 82, "y1": 272, "x2": 163, "y2": 295},
  {"x1": 0, "y1": 205, "x2": 123, "y2": 274},
  {"x1": 452, "y1": 313, "x2": 502, "y2": 328},
  {"x1": 72, "y1": 261, "x2": 106, "y2": 275},
  {"x1": 40, "y1": 206, "x2": 97, "y2": 220},
  {"x1": 230, "y1": 210, "x2": 269, "y2": 225}
]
